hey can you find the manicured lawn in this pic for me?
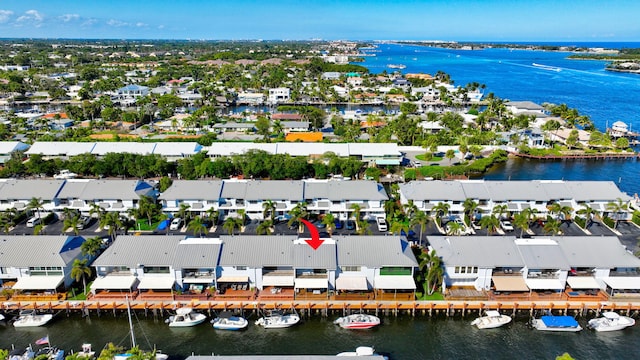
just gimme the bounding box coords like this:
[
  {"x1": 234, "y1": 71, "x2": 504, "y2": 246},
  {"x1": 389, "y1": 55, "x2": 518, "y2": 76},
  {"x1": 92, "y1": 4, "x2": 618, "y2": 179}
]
[
  {"x1": 135, "y1": 219, "x2": 163, "y2": 231},
  {"x1": 416, "y1": 292, "x2": 445, "y2": 301},
  {"x1": 416, "y1": 154, "x2": 443, "y2": 162}
]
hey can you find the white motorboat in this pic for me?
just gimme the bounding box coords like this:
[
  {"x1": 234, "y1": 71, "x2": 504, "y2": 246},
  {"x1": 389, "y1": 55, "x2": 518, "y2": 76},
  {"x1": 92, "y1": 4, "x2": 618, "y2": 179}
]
[
  {"x1": 255, "y1": 310, "x2": 300, "y2": 329},
  {"x1": 165, "y1": 307, "x2": 207, "y2": 327},
  {"x1": 8, "y1": 346, "x2": 35, "y2": 360},
  {"x1": 212, "y1": 311, "x2": 249, "y2": 331},
  {"x1": 470, "y1": 310, "x2": 512, "y2": 329},
  {"x1": 531, "y1": 315, "x2": 582, "y2": 332},
  {"x1": 13, "y1": 310, "x2": 53, "y2": 327},
  {"x1": 337, "y1": 346, "x2": 387, "y2": 358},
  {"x1": 532, "y1": 63, "x2": 561, "y2": 72},
  {"x1": 588, "y1": 311, "x2": 635, "y2": 332},
  {"x1": 73, "y1": 344, "x2": 95, "y2": 359},
  {"x1": 34, "y1": 347, "x2": 64, "y2": 360},
  {"x1": 333, "y1": 314, "x2": 381, "y2": 330},
  {"x1": 0, "y1": 313, "x2": 4, "y2": 321}
]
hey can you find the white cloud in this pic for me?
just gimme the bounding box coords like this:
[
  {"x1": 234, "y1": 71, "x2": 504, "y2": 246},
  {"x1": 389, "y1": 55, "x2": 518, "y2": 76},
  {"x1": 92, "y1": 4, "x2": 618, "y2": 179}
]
[
  {"x1": 16, "y1": 9, "x2": 43, "y2": 23},
  {"x1": 158, "y1": 25, "x2": 165, "y2": 29},
  {"x1": 0, "y1": 10, "x2": 13, "y2": 23},
  {"x1": 107, "y1": 19, "x2": 128, "y2": 27},
  {"x1": 136, "y1": 22, "x2": 147, "y2": 28},
  {"x1": 59, "y1": 14, "x2": 79, "y2": 23},
  {"x1": 82, "y1": 18, "x2": 98, "y2": 27}
]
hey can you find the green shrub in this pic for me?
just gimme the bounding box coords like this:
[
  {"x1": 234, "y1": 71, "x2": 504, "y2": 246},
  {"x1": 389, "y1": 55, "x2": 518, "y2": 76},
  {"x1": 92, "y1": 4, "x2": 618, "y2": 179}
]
[
  {"x1": 602, "y1": 216, "x2": 615, "y2": 228},
  {"x1": 574, "y1": 216, "x2": 586, "y2": 229},
  {"x1": 632, "y1": 211, "x2": 640, "y2": 226}
]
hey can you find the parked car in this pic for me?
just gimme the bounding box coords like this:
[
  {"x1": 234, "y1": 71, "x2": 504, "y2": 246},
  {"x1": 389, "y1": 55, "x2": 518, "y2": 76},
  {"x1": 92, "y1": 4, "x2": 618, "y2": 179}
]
[
  {"x1": 346, "y1": 220, "x2": 356, "y2": 230},
  {"x1": 26, "y1": 216, "x2": 42, "y2": 228},
  {"x1": 334, "y1": 219, "x2": 344, "y2": 229},
  {"x1": 77, "y1": 215, "x2": 92, "y2": 230},
  {"x1": 274, "y1": 214, "x2": 291, "y2": 223},
  {"x1": 170, "y1": 217, "x2": 183, "y2": 231},
  {"x1": 500, "y1": 219, "x2": 514, "y2": 231},
  {"x1": 376, "y1": 217, "x2": 388, "y2": 232}
]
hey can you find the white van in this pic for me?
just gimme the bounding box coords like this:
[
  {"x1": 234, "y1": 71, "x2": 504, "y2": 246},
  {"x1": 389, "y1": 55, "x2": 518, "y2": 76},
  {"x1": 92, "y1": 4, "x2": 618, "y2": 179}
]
[
  {"x1": 376, "y1": 217, "x2": 388, "y2": 232},
  {"x1": 26, "y1": 216, "x2": 42, "y2": 228}
]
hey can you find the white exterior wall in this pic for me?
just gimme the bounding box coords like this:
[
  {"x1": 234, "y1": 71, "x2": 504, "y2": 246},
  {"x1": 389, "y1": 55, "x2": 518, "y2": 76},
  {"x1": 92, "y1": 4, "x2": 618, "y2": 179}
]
[{"x1": 216, "y1": 265, "x2": 257, "y2": 289}]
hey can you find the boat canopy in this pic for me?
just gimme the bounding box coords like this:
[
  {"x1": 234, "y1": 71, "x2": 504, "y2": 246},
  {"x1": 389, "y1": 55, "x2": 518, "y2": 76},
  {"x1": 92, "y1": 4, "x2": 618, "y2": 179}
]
[
  {"x1": 492, "y1": 276, "x2": 529, "y2": 292},
  {"x1": 541, "y1": 316, "x2": 579, "y2": 328},
  {"x1": 567, "y1": 276, "x2": 601, "y2": 289},
  {"x1": 485, "y1": 310, "x2": 502, "y2": 317},
  {"x1": 603, "y1": 312, "x2": 621, "y2": 320},
  {"x1": 13, "y1": 275, "x2": 64, "y2": 290},
  {"x1": 176, "y1": 307, "x2": 193, "y2": 315}
]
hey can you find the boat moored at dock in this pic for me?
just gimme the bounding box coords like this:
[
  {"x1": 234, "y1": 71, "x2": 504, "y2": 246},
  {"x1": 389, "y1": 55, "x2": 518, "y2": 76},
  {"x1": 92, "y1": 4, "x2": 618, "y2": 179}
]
[
  {"x1": 13, "y1": 310, "x2": 53, "y2": 327},
  {"x1": 165, "y1": 307, "x2": 207, "y2": 327},
  {"x1": 470, "y1": 310, "x2": 512, "y2": 329},
  {"x1": 588, "y1": 311, "x2": 635, "y2": 332},
  {"x1": 531, "y1": 315, "x2": 582, "y2": 332},
  {"x1": 333, "y1": 314, "x2": 381, "y2": 330},
  {"x1": 212, "y1": 311, "x2": 249, "y2": 331}
]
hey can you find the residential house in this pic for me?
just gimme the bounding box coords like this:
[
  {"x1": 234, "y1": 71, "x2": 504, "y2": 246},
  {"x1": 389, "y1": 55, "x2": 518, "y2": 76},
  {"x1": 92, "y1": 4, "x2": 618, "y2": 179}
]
[
  {"x1": 0, "y1": 235, "x2": 88, "y2": 300},
  {"x1": 506, "y1": 101, "x2": 547, "y2": 116},
  {"x1": 55, "y1": 179, "x2": 156, "y2": 213},
  {"x1": 268, "y1": 87, "x2": 291, "y2": 103},
  {"x1": 159, "y1": 180, "x2": 223, "y2": 214},
  {"x1": 0, "y1": 141, "x2": 30, "y2": 164},
  {"x1": 0, "y1": 179, "x2": 65, "y2": 212},
  {"x1": 304, "y1": 180, "x2": 388, "y2": 220}
]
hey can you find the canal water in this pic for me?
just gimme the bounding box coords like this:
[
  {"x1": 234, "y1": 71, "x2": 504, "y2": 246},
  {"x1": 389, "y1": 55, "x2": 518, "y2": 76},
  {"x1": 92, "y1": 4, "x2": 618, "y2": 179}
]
[{"x1": 1, "y1": 311, "x2": 639, "y2": 359}]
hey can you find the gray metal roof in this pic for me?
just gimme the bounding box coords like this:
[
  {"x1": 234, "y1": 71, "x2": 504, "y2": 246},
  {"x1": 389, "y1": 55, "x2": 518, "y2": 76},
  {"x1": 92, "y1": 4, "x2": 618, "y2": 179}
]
[
  {"x1": 293, "y1": 243, "x2": 336, "y2": 269},
  {"x1": 399, "y1": 181, "x2": 466, "y2": 201},
  {"x1": 565, "y1": 181, "x2": 630, "y2": 202},
  {"x1": 516, "y1": 239, "x2": 571, "y2": 270},
  {"x1": 173, "y1": 241, "x2": 222, "y2": 268},
  {"x1": 0, "y1": 179, "x2": 65, "y2": 200},
  {"x1": 334, "y1": 235, "x2": 418, "y2": 268},
  {"x1": 485, "y1": 181, "x2": 547, "y2": 202},
  {"x1": 159, "y1": 180, "x2": 223, "y2": 201},
  {"x1": 460, "y1": 182, "x2": 491, "y2": 200},
  {"x1": 0, "y1": 235, "x2": 84, "y2": 267},
  {"x1": 325, "y1": 181, "x2": 388, "y2": 201},
  {"x1": 220, "y1": 181, "x2": 248, "y2": 200},
  {"x1": 427, "y1": 236, "x2": 524, "y2": 268},
  {"x1": 536, "y1": 181, "x2": 571, "y2": 200},
  {"x1": 554, "y1": 236, "x2": 640, "y2": 268},
  {"x1": 93, "y1": 235, "x2": 183, "y2": 267},
  {"x1": 58, "y1": 180, "x2": 146, "y2": 200},
  {"x1": 244, "y1": 180, "x2": 304, "y2": 201},
  {"x1": 218, "y1": 235, "x2": 297, "y2": 267}
]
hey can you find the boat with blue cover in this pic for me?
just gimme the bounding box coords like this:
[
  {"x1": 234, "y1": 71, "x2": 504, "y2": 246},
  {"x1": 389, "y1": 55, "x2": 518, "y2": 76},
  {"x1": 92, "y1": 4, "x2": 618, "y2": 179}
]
[{"x1": 531, "y1": 315, "x2": 582, "y2": 332}]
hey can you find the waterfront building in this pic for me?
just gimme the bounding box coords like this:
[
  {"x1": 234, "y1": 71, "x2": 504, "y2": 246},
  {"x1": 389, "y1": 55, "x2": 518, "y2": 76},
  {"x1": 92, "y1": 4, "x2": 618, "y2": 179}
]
[
  {"x1": 0, "y1": 179, "x2": 65, "y2": 212},
  {"x1": 505, "y1": 101, "x2": 547, "y2": 116},
  {"x1": 159, "y1": 180, "x2": 223, "y2": 213},
  {"x1": 56, "y1": 179, "x2": 156, "y2": 213},
  {"x1": 267, "y1": 87, "x2": 291, "y2": 103},
  {"x1": 428, "y1": 235, "x2": 640, "y2": 300},
  {"x1": 399, "y1": 180, "x2": 631, "y2": 219},
  {"x1": 0, "y1": 235, "x2": 88, "y2": 301},
  {"x1": 26, "y1": 141, "x2": 202, "y2": 161},
  {"x1": 114, "y1": 84, "x2": 150, "y2": 105}
]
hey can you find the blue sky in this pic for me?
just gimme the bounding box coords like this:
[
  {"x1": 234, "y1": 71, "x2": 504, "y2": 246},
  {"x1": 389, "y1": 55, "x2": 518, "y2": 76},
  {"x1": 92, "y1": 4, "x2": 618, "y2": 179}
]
[{"x1": 0, "y1": 0, "x2": 638, "y2": 41}]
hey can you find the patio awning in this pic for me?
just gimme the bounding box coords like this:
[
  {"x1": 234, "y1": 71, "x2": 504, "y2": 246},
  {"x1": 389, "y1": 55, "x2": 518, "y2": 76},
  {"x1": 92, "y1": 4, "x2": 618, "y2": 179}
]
[
  {"x1": 92, "y1": 276, "x2": 137, "y2": 290},
  {"x1": 525, "y1": 278, "x2": 566, "y2": 290},
  {"x1": 603, "y1": 277, "x2": 640, "y2": 290},
  {"x1": 336, "y1": 276, "x2": 369, "y2": 291},
  {"x1": 12, "y1": 276, "x2": 64, "y2": 290},
  {"x1": 567, "y1": 276, "x2": 601, "y2": 289},
  {"x1": 217, "y1": 276, "x2": 249, "y2": 283},
  {"x1": 294, "y1": 278, "x2": 328, "y2": 289},
  {"x1": 492, "y1": 276, "x2": 529, "y2": 292},
  {"x1": 262, "y1": 275, "x2": 294, "y2": 287},
  {"x1": 374, "y1": 275, "x2": 416, "y2": 290},
  {"x1": 137, "y1": 277, "x2": 175, "y2": 290}
]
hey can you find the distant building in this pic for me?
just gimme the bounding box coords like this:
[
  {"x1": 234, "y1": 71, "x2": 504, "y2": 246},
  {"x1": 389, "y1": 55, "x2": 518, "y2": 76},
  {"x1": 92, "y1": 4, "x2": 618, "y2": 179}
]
[{"x1": 268, "y1": 87, "x2": 291, "y2": 103}]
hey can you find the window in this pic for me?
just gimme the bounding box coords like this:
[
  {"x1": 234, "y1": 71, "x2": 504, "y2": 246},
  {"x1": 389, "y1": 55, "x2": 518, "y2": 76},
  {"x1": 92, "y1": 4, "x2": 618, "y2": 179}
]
[
  {"x1": 341, "y1": 266, "x2": 361, "y2": 272},
  {"x1": 28, "y1": 266, "x2": 63, "y2": 276},
  {"x1": 235, "y1": 266, "x2": 247, "y2": 270},
  {"x1": 454, "y1": 266, "x2": 477, "y2": 274},
  {"x1": 143, "y1": 266, "x2": 170, "y2": 274}
]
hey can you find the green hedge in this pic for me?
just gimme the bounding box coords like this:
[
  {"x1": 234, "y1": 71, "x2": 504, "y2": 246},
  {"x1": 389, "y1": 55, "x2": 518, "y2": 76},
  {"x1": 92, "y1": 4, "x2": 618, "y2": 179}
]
[
  {"x1": 602, "y1": 216, "x2": 615, "y2": 228},
  {"x1": 574, "y1": 216, "x2": 586, "y2": 229},
  {"x1": 633, "y1": 211, "x2": 640, "y2": 226}
]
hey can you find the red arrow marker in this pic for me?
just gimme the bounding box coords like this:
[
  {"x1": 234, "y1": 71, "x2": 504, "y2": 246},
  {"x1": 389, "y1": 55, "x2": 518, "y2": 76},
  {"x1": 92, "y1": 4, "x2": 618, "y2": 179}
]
[{"x1": 300, "y1": 218, "x2": 324, "y2": 250}]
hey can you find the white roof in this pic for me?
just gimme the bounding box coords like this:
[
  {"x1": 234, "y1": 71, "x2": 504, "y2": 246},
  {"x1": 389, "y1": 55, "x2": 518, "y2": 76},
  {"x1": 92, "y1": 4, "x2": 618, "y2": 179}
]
[
  {"x1": 524, "y1": 278, "x2": 565, "y2": 290},
  {"x1": 374, "y1": 275, "x2": 416, "y2": 290},
  {"x1": 0, "y1": 141, "x2": 29, "y2": 154},
  {"x1": 92, "y1": 276, "x2": 138, "y2": 290},
  {"x1": 602, "y1": 277, "x2": 640, "y2": 290},
  {"x1": 566, "y1": 276, "x2": 601, "y2": 289},
  {"x1": 137, "y1": 277, "x2": 175, "y2": 290},
  {"x1": 262, "y1": 275, "x2": 294, "y2": 287},
  {"x1": 294, "y1": 278, "x2": 328, "y2": 289},
  {"x1": 92, "y1": 142, "x2": 156, "y2": 155},
  {"x1": 26, "y1": 142, "x2": 96, "y2": 156},
  {"x1": 336, "y1": 276, "x2": 369, "y2": 291},
  {"x1": 13, "y1": 276, "x2": 64, "y2": 290}
]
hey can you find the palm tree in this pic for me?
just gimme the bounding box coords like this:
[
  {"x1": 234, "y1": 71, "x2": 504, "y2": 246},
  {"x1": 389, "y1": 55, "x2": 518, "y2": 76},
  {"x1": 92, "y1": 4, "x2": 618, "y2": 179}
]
[
  {"x1": 322, "y1": 213, "x2": 336, "y2": 235},
  {"x1": 288, "y1": 202, "x2": 309, "y2": 233},
  {"x1": 137, "y1": 196, "x2": 159, "y2": 226},
  {"x1": 349, "y1": 203, "x2": 362, "y2": 230},
  {"x1": 389, "y1": 219, "x2": 409, "y2": 235},
  {"x1": 71, "y1": 259, "x2": 92, "y2": 296},
  {"x1": 576, "y1": 203, "x2": 600, "y2": 229},
  {"x1": 81, "y1": 236, "x2": 104, "y2": 258},
  {"x1": 446, "y1": 220, "x2": 464, "y2": 235},
  {"x1": 513, "y1": 212, "x2": 530, "y2": 237},
  {"x1": 431, "y1": 202, "x2": 450, "y2": 228},
  {"x1": 236, "y1": 209, "x2": 246, "y2": 228},
  {"x1": 256, "y1": 219, "x2": 274, "y2": 235},
  {"x1": 89, "y1": 203, "x2": 106, "y2": 223},
  {"x1": 205, "y1": 208, "x2": 220, "y2": 227},
  {"x1": 549, "y1": 202, "x2": 573, "y2": 222},
  {"x1": 606, "y1": 197, "x2": 629, "y2": 229},
  {"x1": 64, "y1": 214, "x2": 81, "y2": 235},
  {"x1": 416, "y1": 250, "x2": 444, "y2": 296},
  {"x1": 492, "y1": 204, "x2": 509, "y2": 220},
  {"x1": 410, "y1": 211, "x2": 429, "y2": 246},
  {"x1": 462, "y1": 198, "x2": 479, "y2": 226},
  {"x1": 262, "y1": 200, "x2": 276, "y2": 221},
  {"x1": 187, "y1": 216, "x2": 208, "y2": 237},
  {"x1": 543, "y1": 217, "x2": 562, "y2": 235},
  {"x1": 479, "y1": 215, "x2": 500, "y2": 235},
  {"x1": 403, "y1": 200, "x2": 418, "y2": 220},
  {"x1": 223, "y1": 216, "x2": 241, "y2": 235},
  {"x1": 100, "y1": 211, "x2": 122, "y2": 241},
  {"x1": 27, "y1": 196, "x2": 44, "y2": 220},
  {"x1": 177, "y1": 203, "x2": 191, "y2": 223}
]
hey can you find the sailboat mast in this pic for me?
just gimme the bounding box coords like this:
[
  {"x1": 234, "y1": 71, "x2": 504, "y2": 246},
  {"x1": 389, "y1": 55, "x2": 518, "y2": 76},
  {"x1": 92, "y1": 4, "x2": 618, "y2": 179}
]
[{"x1": 126, "y1": 295, "x2": 136, "y2": 348}]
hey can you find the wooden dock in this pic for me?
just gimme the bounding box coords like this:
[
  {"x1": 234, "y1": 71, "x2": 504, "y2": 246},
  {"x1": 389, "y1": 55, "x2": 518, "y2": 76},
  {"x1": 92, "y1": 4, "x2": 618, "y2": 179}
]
[
  {"x1": 514, "y1": 152, "x2": 640, "y2": 161},
  {"x1": 3, "y1": 299, "x2": 640, "y2": 318}
]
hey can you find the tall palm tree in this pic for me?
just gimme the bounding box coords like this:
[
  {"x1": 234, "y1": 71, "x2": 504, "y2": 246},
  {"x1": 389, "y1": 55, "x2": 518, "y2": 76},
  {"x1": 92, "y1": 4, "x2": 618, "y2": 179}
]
[
  {"x1": 262, "y1": 200, "x2": 276, "y2": 222},
  {"x1": 446, "y1": 221, "x2": 464, "y2": 236},
  {"x1": 100, "y1": 211, "x2": 121, "y2": 241},
  {"x1": 576, "y1": 203, "x2": 600, "y2": 229},
  {"x1": 187, "y1": 216, "x2": 208, "y2": 237},
  {"x1": 322, "y1": 213, "x2": 336, "y2": 235},
  {"x1": 223, "y1": 216, "x2": 241, "y2": 235},
  {"x1": 205, "y1": 208, "x2": 220, "y2": 226},
  {"x1": 543, "y1": 217, "x2": 562, "y2": 235},
  {"x1": 462, "y1": 198, "x2": 479, "y2": 226},
  {"x1": 389, "y1": 219, "x2": 409, "y2": 236},
  {"x1": 431, "y1": 202, "x2": 450, "y2": 228},
  {"x1": 89, "y1": 203, "x2": 106, "y2": 223},
  {"x1": 403, "y1": 200, "x2": 418, "y2": 220},
  {"x1": 410, "y1": 211, "x2": 429, "y2": 246},
  {"x1": 81, "y1": 236, "x2": 104, "y2": 258},
  {"x1": 606, "y1": 197, "x2": 629, "y2": 229},
  {"x1": 64, "y1": 214, "x2": 81, "y2": 235},
  {"x1": 288, "y1": 202, "x2": 309, "y2": 233},
  {"x1": 27, "y1": 196, "x2": 44, "y2": 220},
  {"x1": 513, "y1": 212, "x2": 530, "y2": 238},
  {"x1": 479, "y1": 215, "x2": 500, "y2": 235},
  {"x1": 549, "y1": 202, "x2": 573, "y2": 222},
  {"x1": 492, "y1": 204, "x2": 509, "y2": 220},
  {"x1": 71, "y1": 259, "x2": 92, "y2": 296},
  {"x1": 416, "y1": 250, "x2": 444, "y2": 296},
  {"x1": 256, "y1": 219, "x2": 274, "y2": 235},
  {"x1": 177, "y1": 203, "x2": 191, "y2": 223},
  {"x1": 137, "y1": 196, "x2": 159, "y2": 226},
  {"x1": 349, "y1": 203, "x2": 362, "y2": 230}
]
